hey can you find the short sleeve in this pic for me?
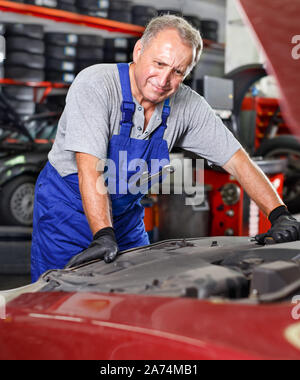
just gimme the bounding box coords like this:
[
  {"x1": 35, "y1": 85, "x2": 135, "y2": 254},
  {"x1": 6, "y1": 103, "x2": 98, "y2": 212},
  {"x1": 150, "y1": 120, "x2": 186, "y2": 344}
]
[
  {"x1": 64, "y1": 78, "x2": 110, "y2": 161},
  {"x1": 176, "y1": 94, "x2": 242, "y2": 167}
]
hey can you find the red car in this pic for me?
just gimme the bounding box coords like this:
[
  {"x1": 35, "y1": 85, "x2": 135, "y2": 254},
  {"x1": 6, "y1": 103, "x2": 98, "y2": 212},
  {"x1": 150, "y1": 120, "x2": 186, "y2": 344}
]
[{"x1": 0, "y1": 0, "x2": 300, "y2": 360}]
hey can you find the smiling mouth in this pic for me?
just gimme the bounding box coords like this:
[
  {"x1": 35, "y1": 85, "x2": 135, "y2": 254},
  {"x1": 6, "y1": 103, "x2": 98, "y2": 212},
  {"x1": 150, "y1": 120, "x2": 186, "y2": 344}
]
[{"x1": 150, "y1": 83, "x2": 170, "y2": 94}]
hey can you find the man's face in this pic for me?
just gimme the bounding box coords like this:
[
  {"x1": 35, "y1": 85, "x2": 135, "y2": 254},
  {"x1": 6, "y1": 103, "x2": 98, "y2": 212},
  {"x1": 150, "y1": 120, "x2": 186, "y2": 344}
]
[{"x1": 132, "y1": 29, "x2": 195, "y2": 104}]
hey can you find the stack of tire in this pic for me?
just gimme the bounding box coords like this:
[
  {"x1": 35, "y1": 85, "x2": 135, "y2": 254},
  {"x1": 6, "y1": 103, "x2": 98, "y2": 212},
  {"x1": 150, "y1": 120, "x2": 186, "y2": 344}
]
[
  {"x1": 57, "y1": 0, "x2": 77, "y2": 13},
  {"x1": 0, "y1": 23, "x2": 45, "y2": 117},
  {"x1": 45, "y1": 32, "x2": 77, "y2": 84},
  {"x1": 184, "y1": 15, "x2": 202, "y2": 32},
  {"x1": 103, "y1": 37, "x2": 137, "y2": 63},
  {"x1": 45, "y1": 32, "x2": 105, "y2": 83},
  {"x1": 201, "y1": 19, "x2": 219, "y2": 42},
  {"x1": 131, "y1": 5, "x2": 158, "y2": 27},
  {"x1": 109, "y1": 0, "x2": 133, "y2": 24},
  {"x1": 75, "y1": 0, "x2": 109, "y2": 18},
  {"x1": 24, "y1": 0, "x2": 58, "y2": 9},
  {"x1": 76, "y1": 34, "x2": 105, "y2": 73}
]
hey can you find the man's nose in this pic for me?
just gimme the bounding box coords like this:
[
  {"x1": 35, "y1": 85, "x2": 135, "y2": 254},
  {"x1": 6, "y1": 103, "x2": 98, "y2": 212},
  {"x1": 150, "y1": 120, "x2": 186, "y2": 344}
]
[{"x1": 158, "y1": 68, "x2": 172, "y2": 87}]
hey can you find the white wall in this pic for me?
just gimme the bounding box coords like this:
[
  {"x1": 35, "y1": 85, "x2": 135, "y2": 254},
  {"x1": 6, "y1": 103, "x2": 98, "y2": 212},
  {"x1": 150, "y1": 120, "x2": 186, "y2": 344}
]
[{"x1": 225, "y1": 0, "x2": 264, "y2": 73}]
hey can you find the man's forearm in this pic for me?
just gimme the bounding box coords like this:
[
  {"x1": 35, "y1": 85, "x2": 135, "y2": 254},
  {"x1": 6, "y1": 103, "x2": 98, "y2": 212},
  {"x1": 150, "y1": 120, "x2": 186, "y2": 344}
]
[
  {"x1": 76, "y1": 153, "x2": 113, "y2": 235},
  {"x1": 223, "y1": 149, "x2": 284, "y2": 217}
]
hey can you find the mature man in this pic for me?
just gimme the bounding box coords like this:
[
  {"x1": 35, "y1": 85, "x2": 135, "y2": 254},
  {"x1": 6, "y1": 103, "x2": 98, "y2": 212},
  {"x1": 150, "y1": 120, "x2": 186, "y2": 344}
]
[{"x1": 31, "y1": 15, "x2": 300, "y2": 282}]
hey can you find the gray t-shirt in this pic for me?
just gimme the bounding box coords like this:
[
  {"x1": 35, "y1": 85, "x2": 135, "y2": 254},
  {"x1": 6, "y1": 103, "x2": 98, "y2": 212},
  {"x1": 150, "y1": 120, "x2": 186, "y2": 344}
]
[{"x1": 48, "y1": 63, "x2": 242, "y2": 177}]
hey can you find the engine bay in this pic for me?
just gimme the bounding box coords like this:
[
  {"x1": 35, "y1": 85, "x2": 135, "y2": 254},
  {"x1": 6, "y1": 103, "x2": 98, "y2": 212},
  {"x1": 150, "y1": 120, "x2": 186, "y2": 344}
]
[{"x1": 40, "y1": 237, "x2": 300, "y2": 304}]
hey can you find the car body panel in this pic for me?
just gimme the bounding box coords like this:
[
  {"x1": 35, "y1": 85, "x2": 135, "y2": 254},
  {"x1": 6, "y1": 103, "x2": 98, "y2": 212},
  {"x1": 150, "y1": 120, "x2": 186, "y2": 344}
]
[
  {"x1": 238, "y1": 0, "x2": 300, "y2": 136},
  {"x1": 1, "y1": 291, "x2": 299, "y2": 360},
  {"x1": 1, "y1": 237, "x2": 300, "y2": 360}
]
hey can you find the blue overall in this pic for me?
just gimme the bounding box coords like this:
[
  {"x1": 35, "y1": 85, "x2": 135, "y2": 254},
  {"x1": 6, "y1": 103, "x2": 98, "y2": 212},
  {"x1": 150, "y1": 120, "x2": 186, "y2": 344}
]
[{"x1": 31, "y1": 63, "x2": 171, "y2": 282}]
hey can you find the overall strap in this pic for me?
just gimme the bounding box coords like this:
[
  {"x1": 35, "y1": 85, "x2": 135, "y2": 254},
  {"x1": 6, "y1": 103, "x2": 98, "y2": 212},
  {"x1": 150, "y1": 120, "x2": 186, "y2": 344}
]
[
  {"x1": 117, "y1": 63, "x2": 136, "y2": 138},
  {"x1": 151, "y1": 98, "x2": 171, "y2": 140}
]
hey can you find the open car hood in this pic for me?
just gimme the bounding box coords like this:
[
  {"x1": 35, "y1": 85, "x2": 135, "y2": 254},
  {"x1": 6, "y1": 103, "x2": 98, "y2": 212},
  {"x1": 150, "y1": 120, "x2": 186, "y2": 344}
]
[
  {"x1": 3, "y1": 237, "x2": 300, "y2": 303},
  {"x1": 2, "y1": 237, "x2": 300, "y2": 360},
  {"x1": 238, "y1": 0, "x2": 300, "y2": 136}
]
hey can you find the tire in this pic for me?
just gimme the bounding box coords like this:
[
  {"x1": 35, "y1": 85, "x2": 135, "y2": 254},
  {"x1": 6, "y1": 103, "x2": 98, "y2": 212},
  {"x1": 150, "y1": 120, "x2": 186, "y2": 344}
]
[
  {"x1": 45, "y1": 32, "x2": 79, "y2": 46},
  {"x1": 46, "y1": 58, "x2": 76, "y2": 72},
  {"x1": 103, "y1": 50, "x2": 128, "y2": 63},
  {"x1": 0, "y1": 23, "x2": 5, "y2": 35},
  {"x1": 46, "y1": 71, "x2": 75, "y2": 83},
  {"x1": 78, "y1": 35, "x2": 104, "y2": 47},
  {"x1": 78, "y1": 8, "x2": 108, "y2": 18},
  {"x1": 255, "y1": 135, "x2": 300, "y2": 214},
  {"x1": 132, "y1": 15, "x2": 154, "y2": 27},
  {"x1": 77, "y1": 46, "x2": 103, "y2": 60},
  {"x1": 76, "y1": 60, "x2": 99, "y2": 72},
  {"x1": 6, "y1": 99, "x2": 36, "y2": 115},
  {"x1": 6, "y1": 52, "x2": 45, "y2": 70},
  {"x1": 202, "y1": 30, "x2": 218, "y2": 42},
  {"x1": 57, "y1": 2, "x2": 77, "y2": 12},
  {"x1": 108, "y1": 10, "x2": 132, "y2": 23},
  {"x1": 109, "y1": 0, "x2": 133, "y2": 11},
  {"x1": 25, "y1": 0, "x2": 58, "y2": 8},
  {"x1": 58, "y1": 0, "x2": 76, "y2": 5},
  {"x1": 6, "y1": 36, "x2": 45, "y2": 55},
  {"x1": 2, "y1": 86, "x2": 34, "y2": 101},
  {"x1": 132, "y1": 5, "x2": 157, "y2": 17},
  {"x1": 4, "y1": 23, "x2": 44, "y2": 40},
  {"x1": 4, "y1": 66, "x2": 45, "y2": 82},
  {"x1": 255, "y1": 135, "x2": 300, "y2": 158},
  {"x1": 184, "y1": 15, "x2": 201, "y2": 31},
  {"x1": 104, "y1": 37, "x2": 131, "y2": 51},
  {"x1": 201, "y1": 19, "x2": 219, "y2": 31},
  {"x1": 0, "y1": 175, "x2": 36, "y2": 227},
  {"x1": 45, "y1": 45, "x2": 77, "y2": 60},
  {"x1": 76, "y1": 0, "x2": 109, "y2": 9}
]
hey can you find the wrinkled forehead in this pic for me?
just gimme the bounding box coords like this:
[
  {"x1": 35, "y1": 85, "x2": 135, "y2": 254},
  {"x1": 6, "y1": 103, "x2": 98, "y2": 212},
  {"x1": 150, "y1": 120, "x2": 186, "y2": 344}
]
[
  {"x1": 141, "y1": 29, "x2": 195, "y2": 66},
  {"x1": 142, "y1": 28, "x2": 194, "y2": 52}
]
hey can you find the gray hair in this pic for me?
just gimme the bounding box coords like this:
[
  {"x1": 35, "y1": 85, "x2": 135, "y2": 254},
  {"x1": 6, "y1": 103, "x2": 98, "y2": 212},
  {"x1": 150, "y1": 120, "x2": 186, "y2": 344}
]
[{"x1": 140, "y1": 15, "x2": 203, "y2": 71}]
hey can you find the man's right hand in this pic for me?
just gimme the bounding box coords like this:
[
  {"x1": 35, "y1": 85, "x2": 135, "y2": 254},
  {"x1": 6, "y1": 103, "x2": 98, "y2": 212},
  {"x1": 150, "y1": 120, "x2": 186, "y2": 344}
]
[{"x1": 65, "y1": 227, "x2": 119, "y2": 268}]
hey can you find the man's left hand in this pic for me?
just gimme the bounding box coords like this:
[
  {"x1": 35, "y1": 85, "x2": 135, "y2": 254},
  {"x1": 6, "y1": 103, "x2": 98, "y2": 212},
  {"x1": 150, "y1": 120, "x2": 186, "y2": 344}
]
[{"x1": 255, "y1": 206, "x2": 300, "y2": 245}]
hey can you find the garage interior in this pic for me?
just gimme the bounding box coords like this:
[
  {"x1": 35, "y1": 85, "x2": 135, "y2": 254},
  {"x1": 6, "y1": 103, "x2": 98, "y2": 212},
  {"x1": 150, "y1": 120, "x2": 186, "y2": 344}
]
[{"x1": 0, "y1": 0, "x2": 299, "y2": 291}]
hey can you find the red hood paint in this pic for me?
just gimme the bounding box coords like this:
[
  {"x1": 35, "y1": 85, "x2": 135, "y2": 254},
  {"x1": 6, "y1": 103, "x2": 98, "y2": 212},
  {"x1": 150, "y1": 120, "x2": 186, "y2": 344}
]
[
  {"x1": 0, "y1": 292, "x2": 300, "y2": 360},
  {"x1": 238, "y1": 0, "x2": 300, "y2": 137}
]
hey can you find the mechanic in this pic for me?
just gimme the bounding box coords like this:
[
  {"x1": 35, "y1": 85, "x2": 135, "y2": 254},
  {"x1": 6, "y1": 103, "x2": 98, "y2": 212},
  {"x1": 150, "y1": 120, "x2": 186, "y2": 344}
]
[{"x1": 30, "y1": 15, "x2": 300, "y2": 282}]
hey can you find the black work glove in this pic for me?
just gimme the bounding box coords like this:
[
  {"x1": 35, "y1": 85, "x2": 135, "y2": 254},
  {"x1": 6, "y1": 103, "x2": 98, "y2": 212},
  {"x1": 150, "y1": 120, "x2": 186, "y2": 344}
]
[
  {"x1": 255, "y1": 206, "x2": 300, "y2": 245},
  {"x1": 65, "y1": 227, "x2": 119, "y2": 268}
]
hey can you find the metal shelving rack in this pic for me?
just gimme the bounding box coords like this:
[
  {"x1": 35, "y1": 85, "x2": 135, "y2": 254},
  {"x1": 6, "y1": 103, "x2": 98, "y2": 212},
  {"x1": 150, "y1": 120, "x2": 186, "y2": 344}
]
[
  {"x1": 0, "y1": 0, "x2": 145, "y2": 36},
  {"x1": 0, "y1": 0, "x2": 225, "y2": 95}
]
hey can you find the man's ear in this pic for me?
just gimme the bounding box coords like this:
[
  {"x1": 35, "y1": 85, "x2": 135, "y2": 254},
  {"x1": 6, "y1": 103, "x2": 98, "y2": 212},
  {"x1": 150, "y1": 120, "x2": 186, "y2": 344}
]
[{"x1": 133, "y1": 39, "x2": 143, "y2": 63}]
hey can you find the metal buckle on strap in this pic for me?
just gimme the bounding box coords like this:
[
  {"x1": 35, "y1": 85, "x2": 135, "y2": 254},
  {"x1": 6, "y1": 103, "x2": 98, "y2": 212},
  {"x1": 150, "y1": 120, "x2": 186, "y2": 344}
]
[{"x1": 121, "y1": 101, "x2": 136, "y2": 124}]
